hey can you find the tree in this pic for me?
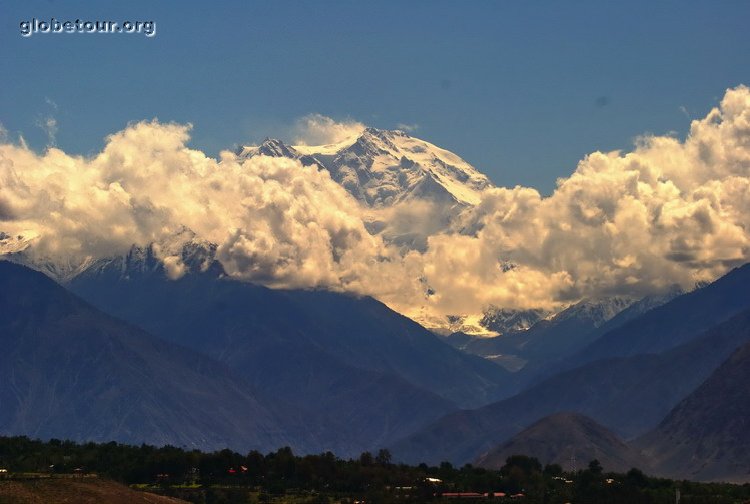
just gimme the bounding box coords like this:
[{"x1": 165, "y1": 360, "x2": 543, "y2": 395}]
[
  {"x1": 359, "y1": 452, "x2": 374, "y2": 467},
  {"x1": 588, "y1": 459, "x2": 603, "y2": 476},
  {"x1": 625, "y1": 467, "x2": 647, "y2": 488},
  {"x1": 544, "y1": 463, "x2": 563, "y2": 477},
  {"x1": 375, "y1": 449, "x2": 391, "y2": 466},
  {"x1": 501, "y1": 455, "x2": 543, "y2": 494}
]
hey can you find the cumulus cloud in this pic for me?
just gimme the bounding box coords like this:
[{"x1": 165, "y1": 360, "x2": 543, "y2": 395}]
[
  {"x1": 0, "y1": 120, "x2": 421, "y2": 302},
  {"x1": 1, "y1": 86, "x2": 750, "y2": 324},
  {"x1": 413, "y1": 85, "x2": 750, "y2": 315},
  {"x1": 292, "y1": 114, "x2": 366, "y2": 145}
]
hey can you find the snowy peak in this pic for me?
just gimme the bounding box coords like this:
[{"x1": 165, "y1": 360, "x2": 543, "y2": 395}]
[
  {"x1": 480, "y1": 307, "x2": 550, "y2": 334},
  {"x1": 350, "y1": 127, "x2": 401, "y2": 156},
  {"x1": 237, "y1": 138, "x2": 298, "y2": 159},
  {"x1": 237, "y1": 127, "x2": 492, "y2": 208},
  {"x1": 475, "y1": 298, "x2": 633, "y2": 337},
  {"x1": 553, "y1": 297, "x2": 636, "y2": 327},
  {"x1": 326, "y1": 127, "x2": 491, "y2": 207},
  {"x1": 0, "y1": 231, "x2": 37, "y2": 255},
  {"x1": 2, "y1": 230, "x2": 98, "y2": 283},
  {"x1": 78, "y1": 236, "x2": 220, "y2": 282},
  {"x1": 6, "y1": 227, "x2": 220, "y2": 284}
]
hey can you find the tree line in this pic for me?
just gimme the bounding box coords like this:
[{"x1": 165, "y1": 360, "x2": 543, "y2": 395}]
[{"x1": 1, "y1": 436, "x2": 748, "y2": 504}]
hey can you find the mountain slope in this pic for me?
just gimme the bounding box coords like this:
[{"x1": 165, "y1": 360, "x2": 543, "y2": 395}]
[
  {"x1": 0, "y1": 261, "x2": 300, "y2": 452},
  {"x1": 566, "y1": 263, "x2": 750, "y2": 368},
  {"x1": 475, "y1": 413, "x2": 646, "y2": 473},
  {"x1": 63, "y1": 252, "x2": 517, "y2": 454},
  {"x1": 67, "y1": 252, "x2": 510, "y2": 410},
  {"x1": 390, "y1": 304, "x2": 750, "y2": 465},
  {"x1": 517, "y1": 287, "x2": 686, "y2": 384},
  {"x1": 462, "y1": 298, "x2": 634, "y2": 371},
  {"x1": 638, "y1": 339, "x2": 750, "y2": 482}
]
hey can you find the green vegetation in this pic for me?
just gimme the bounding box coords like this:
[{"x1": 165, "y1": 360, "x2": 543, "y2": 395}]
[{"x1": 1, "y1": 436, "x2": 749, "y2": 504}]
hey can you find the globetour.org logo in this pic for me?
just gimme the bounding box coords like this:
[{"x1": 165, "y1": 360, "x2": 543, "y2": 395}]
[{"x1": 20, "y1": 18, "x2": 156, "y2": 37}]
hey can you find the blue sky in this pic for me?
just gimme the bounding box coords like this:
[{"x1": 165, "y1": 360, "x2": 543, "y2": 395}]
[{"x1": 2, "y1": 0, "x2": 749, "y2": 193}]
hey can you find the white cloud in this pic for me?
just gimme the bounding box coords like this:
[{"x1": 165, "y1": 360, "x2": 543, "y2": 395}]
[
  {"x1": 35, "y1": 116, "x2": 57, "y2": 146},
  {"x1": 35, "y1": 98, "x2": 59, "y2": 146},
  {"x1": 45, "y1": 97, "x2": 59, "y2": 111},
  {"x1": 292, "y1": 114, "x2": 365, "y2": 145},
  {"x1": 410, "y1": 85, "x2": 750, "y2": 315},
  {"x1": 1, "y1": 86, "x2": 750, "y2": 324},
  {"x1": 0, "y1": 119, "x2": 421, "y2": 303},
  {"x1": 396, "y1": 123, "x2": 419, "y2": 132}
]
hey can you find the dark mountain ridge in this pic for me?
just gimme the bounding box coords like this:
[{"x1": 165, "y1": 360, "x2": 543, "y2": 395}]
[
  {"x1": 638, "y1": 338, "x2": 750, "y2": 483},
  {"x1": 0, "y1": 261, "x2": 301, "y2": 452},
  {"x1": 475, "y1": 412, "x2": 646, "y2": 473}
]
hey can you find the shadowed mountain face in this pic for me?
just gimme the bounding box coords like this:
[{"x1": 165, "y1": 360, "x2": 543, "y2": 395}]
[
  {"x1": 63, "y1": 254, "x2": 515, "y2": 454},
  {"x1": 0, "y1": 261, "x2": 300, "y2": 453},
  {"x1": 390, "y1": 281, "x2": 750, "y2": 465},
  {"x1": 638, "y1": 339, "x2": 750, "y2": 483},
  {"x1": 475, "y1": 412, "x2": 646, "y2": 474},
  {"x1": 514, "y1": 288, "x2": 686, "y2": 383},
  {"x1": 67, "y1": 255, "x2": 511, "y2": 410},
  {"x1": 0, "y1": 260, "x2": 462, "y2": 456}
]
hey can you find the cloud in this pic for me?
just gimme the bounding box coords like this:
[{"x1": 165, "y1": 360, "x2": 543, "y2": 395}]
[
  {"x1": 292, "y1": 114, "x2": 365, "y2": 146},
  {"x1": 1, "y1": 86, "x2": 750, "y2": 324},
  {"x1": 36, "y1": 116, "x2": 57, "y2": 146},
  {"x1": 0, "y1": 119, "x2": 421, "y2": 302},
  {"x1": 412, "y1": 85, "x2": 750, "y2": 315},
  {"x1": 35, "y1": 97, "x2": 59, "y2": 146},
  {"x1": 396, "y1": 123, "x2": 419, "y2": 132}
]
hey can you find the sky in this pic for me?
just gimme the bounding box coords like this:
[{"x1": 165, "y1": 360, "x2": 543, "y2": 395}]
[{"x1": 2, "y1": 0, "x2": 749, "y2": 193}]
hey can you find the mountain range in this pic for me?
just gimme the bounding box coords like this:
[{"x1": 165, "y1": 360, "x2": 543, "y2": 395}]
[
  {"x1": 390, "y1": 264, "x2": 750, "y2": 478},
  {"x1": 52, "y1": 239, "x2": 518, "y2": 456},
  {"x1": 447, "y1": 297, "x2": 637, "y2": 373},
  {"x1": 1, "y1": 128, "x2": 749, "y2": 482}
]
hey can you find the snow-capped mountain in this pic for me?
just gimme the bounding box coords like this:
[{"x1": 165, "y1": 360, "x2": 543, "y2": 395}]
[
  {"x1": 75, "y1": 240, "x2": 220, "y2": 282},
  {"x1": 449, "y1": 297, "x2": 636, "y2": 364},
  {"x1": 5, "y1": 227, "x2": 219, "y2": 284},
  {"x1": 237, "y1": 128, "x2": 492, "y2": 208},
  {"x1": 0, "y1": 231, "x2": 37, "y2": 255},
  {"x1": 480, "y1": 307, "x2": 551, "y2": 335},
  {"x1": 551, "y1": 296, "x2": 636, "y2": 328},
  {"x1": 2, "y1": 230, "x2": 100, "y2": 283}
]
